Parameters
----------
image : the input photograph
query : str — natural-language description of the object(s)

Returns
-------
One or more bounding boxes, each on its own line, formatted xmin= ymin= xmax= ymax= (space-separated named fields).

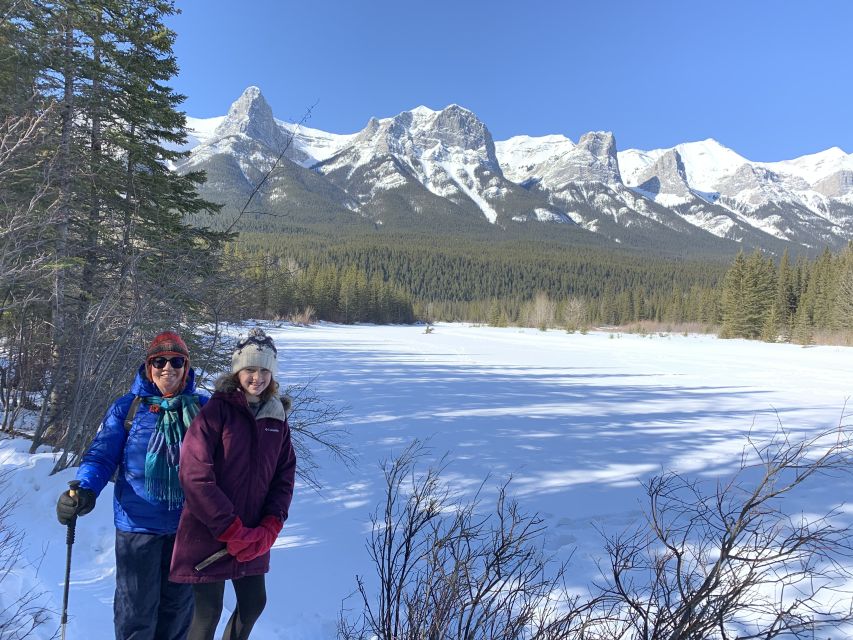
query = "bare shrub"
xmin=290 ymin=306 xmax=316 ymax=326
xmin=807 ymin=327 xmax=853 ymax=348
xmin=591 ymin=417 xmax=853 ymax=639
xmin=338 ymin=442 xmax=593 ymax=640
xmin=562 ymin=297 xmax=588 ymax=333
xmin=0 ymin=466 xmax=54 ymax=639
xmin=283 ymin=378 xmax=352 ymax=492
xmin=527 ymin=292 xmax=556 ymax=331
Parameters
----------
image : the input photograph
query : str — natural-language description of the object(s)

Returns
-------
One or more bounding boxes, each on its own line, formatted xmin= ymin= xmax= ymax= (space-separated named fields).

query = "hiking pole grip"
xmin=65 ymin=480 xmax=80 ymax=545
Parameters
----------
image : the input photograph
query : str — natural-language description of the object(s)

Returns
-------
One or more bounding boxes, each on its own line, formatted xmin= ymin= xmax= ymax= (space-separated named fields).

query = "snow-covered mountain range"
xmin=178 ymin=86 xmax=853 ymax=252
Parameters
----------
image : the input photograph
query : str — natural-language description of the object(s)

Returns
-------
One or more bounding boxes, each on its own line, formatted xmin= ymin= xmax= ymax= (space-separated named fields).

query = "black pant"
xmin=187 ymin=575 xmax=267 ymax=640
xmin=114 ymin=530 xmax=194 ymax=640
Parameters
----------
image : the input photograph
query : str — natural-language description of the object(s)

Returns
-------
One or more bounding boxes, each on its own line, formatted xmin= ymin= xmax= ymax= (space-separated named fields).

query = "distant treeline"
xmin=225 ymin=247 xmax=416 ymax=325
xmin=236 ymin=229 xmax=725 ymax=326
xmin=236 ymin=230 xmax=852 ymax=344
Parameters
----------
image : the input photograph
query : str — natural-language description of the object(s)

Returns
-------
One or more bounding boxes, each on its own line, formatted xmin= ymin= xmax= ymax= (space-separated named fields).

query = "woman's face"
xmin=149 ymin=356 xmax=186 ymax=396
xmin=238 ymin=367 xmax=272 ymax=400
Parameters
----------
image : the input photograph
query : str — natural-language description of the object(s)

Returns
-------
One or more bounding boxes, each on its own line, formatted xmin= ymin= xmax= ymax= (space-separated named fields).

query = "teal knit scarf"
xmin=143 ymin=394 xmax=201 ymax=510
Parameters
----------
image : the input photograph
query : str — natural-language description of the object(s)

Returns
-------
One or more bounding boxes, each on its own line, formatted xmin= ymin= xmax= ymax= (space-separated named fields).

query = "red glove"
xmin=233 ymin=515 xmax=283 ymax=563
xmin=216 ymin=517 xmax=265 ymax=558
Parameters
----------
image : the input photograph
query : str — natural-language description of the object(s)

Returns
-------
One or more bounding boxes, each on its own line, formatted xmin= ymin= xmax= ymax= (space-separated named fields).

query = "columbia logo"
xmin=264 ymin=428 xmax=280 ymax=433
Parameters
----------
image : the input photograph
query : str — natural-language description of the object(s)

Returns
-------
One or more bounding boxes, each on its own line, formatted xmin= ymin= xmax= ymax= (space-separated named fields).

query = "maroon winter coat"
xmin=169 ymin=376 xmax=296 ymax=583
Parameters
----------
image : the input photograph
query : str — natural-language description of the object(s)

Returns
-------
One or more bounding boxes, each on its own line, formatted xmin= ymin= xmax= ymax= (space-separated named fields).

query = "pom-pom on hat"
xmin=231 ymin=328 xmax=277 ymax=375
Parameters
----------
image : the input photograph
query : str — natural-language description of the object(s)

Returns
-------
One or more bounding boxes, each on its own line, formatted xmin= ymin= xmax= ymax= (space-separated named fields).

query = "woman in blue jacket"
xmin=56 ymin=331 xmax=208 ymax=640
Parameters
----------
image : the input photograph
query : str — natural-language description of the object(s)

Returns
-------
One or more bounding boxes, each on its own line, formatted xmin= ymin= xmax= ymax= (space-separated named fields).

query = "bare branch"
xmin=594 ymin=415 xmax=853 ymax=640
xmin=339 ymin=442 xmax=595 ymax=640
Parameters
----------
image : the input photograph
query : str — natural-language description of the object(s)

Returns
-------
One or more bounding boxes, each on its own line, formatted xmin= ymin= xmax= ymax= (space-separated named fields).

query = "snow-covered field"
xmin=2 ymin=324 xmax=852 ymax=639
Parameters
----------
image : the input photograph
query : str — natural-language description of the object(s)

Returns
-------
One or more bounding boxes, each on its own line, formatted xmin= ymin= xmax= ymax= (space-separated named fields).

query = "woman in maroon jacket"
xmin=170 ymin=328 xmax=296 ymax=640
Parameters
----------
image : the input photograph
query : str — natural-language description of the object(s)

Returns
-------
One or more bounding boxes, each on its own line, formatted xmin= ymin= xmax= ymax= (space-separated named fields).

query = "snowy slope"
xmin=621 ymin=139 xmax=853 ymax=208
xmin=279 ymin=121 xmax=356 ymax=167
xmin=762 ymin=146 xmax=853 ymax=186
xmin=616 ymin=139 xmax=853 ymax=244
xmin=185 ymin=115 xmax=225 ymax=148
xmin=495 ymin=134 xmax=575 ymax=183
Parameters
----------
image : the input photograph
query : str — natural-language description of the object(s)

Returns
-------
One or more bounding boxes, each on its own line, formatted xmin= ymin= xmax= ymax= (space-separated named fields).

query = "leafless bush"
xmin=527 ymin=292 xmax=556 ymax=331
xmin=0 ymin=466 xmax=54 ymax=639
xmin=283 ymin=377 xmax=352 ymax=492
xmin=290 ymin=306 xmax=316 ymax=326
xmin=339 ymin=442 xmax=593 ymax=640
xmin=562 ymin=297 xmax=588 ymax=333
xmin=806 ymin=327 xmax=853 ymax=348
xmin=591 ymin=417 xmax=853 ymax=639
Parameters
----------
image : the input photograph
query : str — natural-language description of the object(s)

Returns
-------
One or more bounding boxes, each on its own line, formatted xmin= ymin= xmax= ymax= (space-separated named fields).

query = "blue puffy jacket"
xmin=76 ymin=365 xmax=208 ymax=534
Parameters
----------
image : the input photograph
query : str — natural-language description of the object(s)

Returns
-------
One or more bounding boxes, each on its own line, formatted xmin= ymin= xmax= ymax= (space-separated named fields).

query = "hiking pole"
xmin=194 ymin=547 xmax=229 ymax=572
xmin=61 ymin=480 xmax=80 ymax=640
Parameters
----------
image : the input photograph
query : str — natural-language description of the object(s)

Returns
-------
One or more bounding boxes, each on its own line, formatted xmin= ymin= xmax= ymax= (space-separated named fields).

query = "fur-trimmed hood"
xmin=213 ymin=374 xmax=290 ymax=421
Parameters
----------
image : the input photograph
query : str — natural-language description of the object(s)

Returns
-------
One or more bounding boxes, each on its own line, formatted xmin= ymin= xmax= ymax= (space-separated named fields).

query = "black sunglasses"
xmin=149 ymin=356 xmax=186 ymax=369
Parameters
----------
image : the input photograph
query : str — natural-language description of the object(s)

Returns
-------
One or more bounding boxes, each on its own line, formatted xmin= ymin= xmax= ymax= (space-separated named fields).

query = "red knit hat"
xmin=146 ymin=331 xmax=191 ymax=389
xmin=146 ymin=331 xmax=190 ymax=360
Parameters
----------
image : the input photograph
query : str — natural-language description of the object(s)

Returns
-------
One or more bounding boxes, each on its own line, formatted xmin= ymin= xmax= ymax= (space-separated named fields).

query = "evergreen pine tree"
xmin=720 ymin=251 xmax=749 ymax=338
xmin=809 ymin=248 xmax=837 ymax=330
xmin=774 ymin=249 xmax=796 ymax=340
xmin=832 ymin=244 xmax=853 ymax=332
xmin=1 ymin=0 xmax=229 ymax=460
xmin=742 ymin=250 xmax=775 ymax=339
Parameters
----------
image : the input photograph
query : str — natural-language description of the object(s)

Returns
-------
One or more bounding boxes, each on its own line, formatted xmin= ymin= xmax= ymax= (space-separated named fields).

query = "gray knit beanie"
xmin=231 ymin=328 xmax=278 ymax=375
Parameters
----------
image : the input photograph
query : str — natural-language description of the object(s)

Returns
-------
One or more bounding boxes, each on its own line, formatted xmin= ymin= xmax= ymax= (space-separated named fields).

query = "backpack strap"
xmin=109 ymin=395 xmax=143 ymax=483
xmin=124 ymin=396 xmax=143 ymax=432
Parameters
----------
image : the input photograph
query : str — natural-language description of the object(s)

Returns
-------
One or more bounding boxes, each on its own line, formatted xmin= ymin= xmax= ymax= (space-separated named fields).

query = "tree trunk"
xmin=32 ymin=12 xmax=76 ymax=450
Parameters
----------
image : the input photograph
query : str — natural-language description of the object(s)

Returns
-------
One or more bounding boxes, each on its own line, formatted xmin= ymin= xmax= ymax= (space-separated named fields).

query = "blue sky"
xmin=168 ymin=1 xmax=852 ymax=162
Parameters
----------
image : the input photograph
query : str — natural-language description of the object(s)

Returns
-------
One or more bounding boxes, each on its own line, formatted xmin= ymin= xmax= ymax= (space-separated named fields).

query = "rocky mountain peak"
xmin=637 ymin=149 xmax=692 ymax=197
xmin=383 ymin=104 xmax=494 ymax=153
xmin=537 ymin=131 xmax=622 ymax=188
xmin=716 ymin=164 xmax=779 ymax=196
xmin=213 ymin=86 xmax=286 ymax=151
xmin=577 ymin=132 xmax=620 ymax=176
xmin=433 ymin=104 xmax=495 ymax=154
xmin=577 ymin=131 xmax=616 ymax=155
xmin=345 ymin=104 xmax=498 ymax=170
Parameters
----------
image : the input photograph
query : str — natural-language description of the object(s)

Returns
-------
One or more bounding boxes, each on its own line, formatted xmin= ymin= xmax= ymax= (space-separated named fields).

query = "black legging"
xmin=187 ymin=575 xmax=267 ymax=640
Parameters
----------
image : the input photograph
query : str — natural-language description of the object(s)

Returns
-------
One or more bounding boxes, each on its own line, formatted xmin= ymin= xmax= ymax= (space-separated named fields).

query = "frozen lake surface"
xmin=2 ymin=323 xmax=852 ymax=639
